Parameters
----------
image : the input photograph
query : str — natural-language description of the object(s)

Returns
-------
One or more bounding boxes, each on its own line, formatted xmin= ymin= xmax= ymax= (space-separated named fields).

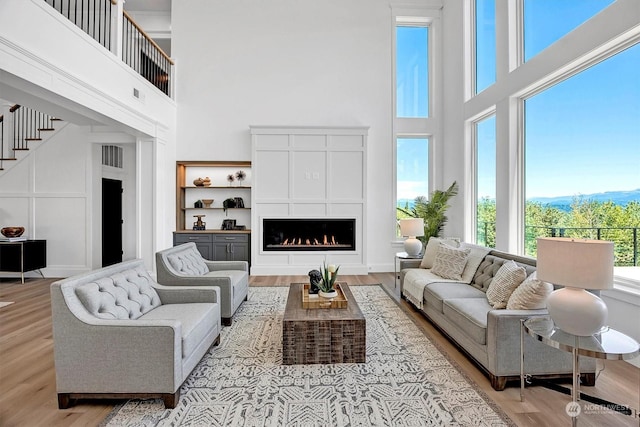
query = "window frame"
xmin=392 ymin=7 xmax=442 ymax=244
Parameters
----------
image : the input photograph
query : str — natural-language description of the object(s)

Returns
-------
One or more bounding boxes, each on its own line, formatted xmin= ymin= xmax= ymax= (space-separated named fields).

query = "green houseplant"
xmin=318 ymin=262 xmax=340 ymax=298
xmin=397 ymin=181 xmax=459 ymax=243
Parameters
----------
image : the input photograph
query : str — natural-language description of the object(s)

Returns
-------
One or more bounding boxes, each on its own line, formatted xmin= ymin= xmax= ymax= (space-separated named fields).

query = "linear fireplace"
xmin=263 ymin=218 xmax=356 ymax=251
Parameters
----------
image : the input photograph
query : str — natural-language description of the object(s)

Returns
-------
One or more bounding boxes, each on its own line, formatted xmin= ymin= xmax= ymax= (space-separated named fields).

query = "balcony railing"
xmin=122 ymin=11 xmax=173 ymax=96
xmin=44 ymin=0 xmax=114 ymax=50
xmin=477 ymin=222 xmax=639 ymax=266
xmin=43 ymin=0 xmax=173 ymax=96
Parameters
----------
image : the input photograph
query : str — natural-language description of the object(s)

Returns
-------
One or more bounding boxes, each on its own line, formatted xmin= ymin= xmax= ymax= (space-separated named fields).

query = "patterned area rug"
xmin=102 ymin=285 xmax=514 ymax=426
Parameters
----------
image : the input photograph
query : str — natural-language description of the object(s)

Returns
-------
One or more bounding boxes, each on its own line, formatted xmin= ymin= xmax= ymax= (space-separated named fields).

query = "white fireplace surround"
xmin=250 ymin=126 xmax=368 ymax=275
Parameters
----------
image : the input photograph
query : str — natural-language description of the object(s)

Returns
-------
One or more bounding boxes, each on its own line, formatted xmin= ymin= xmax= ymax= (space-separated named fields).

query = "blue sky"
xmin=399 ymin=1 xmax=639 ymax=202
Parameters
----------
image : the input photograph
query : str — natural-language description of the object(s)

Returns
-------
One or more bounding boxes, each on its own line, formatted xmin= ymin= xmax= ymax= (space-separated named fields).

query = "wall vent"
xmin=102 ymin=145 xmax=123 ymax=168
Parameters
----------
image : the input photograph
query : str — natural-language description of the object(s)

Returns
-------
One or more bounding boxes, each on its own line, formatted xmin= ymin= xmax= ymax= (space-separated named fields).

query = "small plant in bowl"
xmin=318 ymin=262 xmax=340 ymax=298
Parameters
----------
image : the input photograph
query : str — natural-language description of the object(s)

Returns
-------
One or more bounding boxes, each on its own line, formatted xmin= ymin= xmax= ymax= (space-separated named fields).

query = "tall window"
xmin=475 ymin=0 xmax=496 ymax=94
xmin=396 ymin=26 xmax=428 ymax=117
xmin=395 ymin=18 xmax=432 ymax=236
xmin=397 ymin=138 xmax=429 ymax=229
xmin=523 ymin=0 xmax=615 ymax=61
xmin=476 ymin=115 xmax=496 ymax=247
xmin=524 ymin=43 xmax=640 ymax=265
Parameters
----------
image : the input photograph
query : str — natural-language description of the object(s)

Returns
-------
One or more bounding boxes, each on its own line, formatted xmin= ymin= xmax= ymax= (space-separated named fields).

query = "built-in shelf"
xmin=176 ymin=160 xmax=252 ymax=232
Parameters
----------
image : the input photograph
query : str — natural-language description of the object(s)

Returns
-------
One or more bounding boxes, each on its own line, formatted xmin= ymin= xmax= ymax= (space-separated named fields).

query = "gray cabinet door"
xmin=174 ymin=233 xmax=213 ymax=260
xmin=213 ymin=234 xmax=250 ymax=263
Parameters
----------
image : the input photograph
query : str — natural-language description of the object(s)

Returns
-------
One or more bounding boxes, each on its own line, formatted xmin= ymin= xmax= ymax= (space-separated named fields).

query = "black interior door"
xmin=102 ymin=178 xmax=123 ymax=267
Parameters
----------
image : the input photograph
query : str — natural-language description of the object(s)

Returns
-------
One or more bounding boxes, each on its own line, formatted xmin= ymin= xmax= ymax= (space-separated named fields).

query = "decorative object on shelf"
xmin=536 ymin=237 xmax=614 ymax=336
xmin=194 ymin=200 xmax=203 ymax=208
xmin=202 ymin=177 xmax=211 ymax=187
xmin=235 ymin=170 xmax=246 ymax=186
xmin=399 ymin=218 xmax=424 ymax=256
xmin=201 ymin=199 xmax=214 ymax=208
xmin=223 ymin=198 xmax=237 ymax=214
xmin=397 ymin=181 xmax=459 ymax=241
xmin=193 ymin=177 xmax=204 ymax=186
xmin=1 ymin=226 xmax=25 ymax=238
xmin=318 ymin=262 xmax=340 ymax=298
xmin=308 ymin=269 xmax=322 ymax=294
xmin=234 ymin=197 xmax=245 ymax=208
xmin=221 ymin=219 xmax=236 ymax=230
xmin=227 ymin=174 xmax=235 ymax=186
xmin=193 ymin=215 xmax=206 ymax=230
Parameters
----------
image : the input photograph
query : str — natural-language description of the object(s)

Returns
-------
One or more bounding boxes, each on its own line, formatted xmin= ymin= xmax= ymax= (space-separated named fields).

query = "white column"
xmin=112 ymin=0 xmax=124 ymax=59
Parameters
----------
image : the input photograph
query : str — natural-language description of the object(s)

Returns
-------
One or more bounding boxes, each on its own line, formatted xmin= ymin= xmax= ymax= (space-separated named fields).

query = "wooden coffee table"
xmin=282 ymin=282 xmax=366 ymax=365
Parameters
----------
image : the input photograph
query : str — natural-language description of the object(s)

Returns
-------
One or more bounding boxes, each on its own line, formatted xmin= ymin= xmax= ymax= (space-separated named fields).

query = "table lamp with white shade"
xmin=399 ymin=218 xmax=425 ymax=256
xmin=536 ymin=237 xmax=614 ymax=336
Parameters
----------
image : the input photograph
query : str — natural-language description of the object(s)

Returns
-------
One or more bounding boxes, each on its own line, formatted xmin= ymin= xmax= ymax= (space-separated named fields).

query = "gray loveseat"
xmin=400 ymin=243 xmax=596 ymax=390
xmin=51 ymin=259 xmax=222 ymax=409
xmin=156 ymin=242 xmax=249 ymax=325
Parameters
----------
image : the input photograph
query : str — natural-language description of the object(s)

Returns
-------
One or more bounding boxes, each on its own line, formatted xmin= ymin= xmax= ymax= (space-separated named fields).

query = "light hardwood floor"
xmin=1 ymin=274 xmax=638 ymax=426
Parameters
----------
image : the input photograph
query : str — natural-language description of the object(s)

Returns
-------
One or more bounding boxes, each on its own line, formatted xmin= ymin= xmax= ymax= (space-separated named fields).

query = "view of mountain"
xmin=528 ymin=188 xmax=640 ymax=211
xmin=399 ymin=189 xmax=640 ymax=212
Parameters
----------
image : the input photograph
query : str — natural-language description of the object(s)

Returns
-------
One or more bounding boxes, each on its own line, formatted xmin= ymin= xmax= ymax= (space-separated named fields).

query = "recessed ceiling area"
xmin=123 ymin=0 xmax=172 ymax=56
xmin=123 ymin=0 xmax=171 ymax=12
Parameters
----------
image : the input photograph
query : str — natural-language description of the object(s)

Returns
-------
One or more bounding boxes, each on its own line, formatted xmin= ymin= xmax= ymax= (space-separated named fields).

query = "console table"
xmin=0 ymin=240 xmax=47 ymax=284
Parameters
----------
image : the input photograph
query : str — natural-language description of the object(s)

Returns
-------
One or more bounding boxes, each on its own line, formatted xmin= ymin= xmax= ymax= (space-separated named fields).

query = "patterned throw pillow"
xmin=430 ymin=244 xmax=471 ymax=280
xmin=486 ymin=260 xmax=527 ymax=309
xmin=420 ymin=237 xmax=460 ymax=269
xmin=506 ymin=271 xmax=554 ymax=310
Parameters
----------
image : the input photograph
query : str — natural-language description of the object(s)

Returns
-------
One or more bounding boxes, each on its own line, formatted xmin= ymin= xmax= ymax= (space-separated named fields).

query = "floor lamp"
xmin=399 ymin=218 xmax=424 ymax=256
xmin=536 ymin=237 xmax=614 ymax=336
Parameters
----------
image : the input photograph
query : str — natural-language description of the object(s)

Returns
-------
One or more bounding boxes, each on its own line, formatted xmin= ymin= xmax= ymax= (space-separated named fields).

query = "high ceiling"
xmin=123 ymin=0 xmax=171 ymax=12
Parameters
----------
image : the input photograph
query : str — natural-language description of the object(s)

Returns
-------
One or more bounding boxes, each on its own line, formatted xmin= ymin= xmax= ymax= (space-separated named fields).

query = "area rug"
xmin=102 ymin=285 xmax=514 ymax=426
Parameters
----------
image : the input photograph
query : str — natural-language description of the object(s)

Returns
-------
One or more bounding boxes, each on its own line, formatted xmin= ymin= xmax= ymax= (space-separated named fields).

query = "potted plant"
xmin=318 ymin=262 xmax=340 ymax=298
xmin=397 ymin=181 xmax=459 ymax=243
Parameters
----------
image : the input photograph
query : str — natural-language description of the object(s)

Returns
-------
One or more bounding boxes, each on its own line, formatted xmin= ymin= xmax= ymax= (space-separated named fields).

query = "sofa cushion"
xmin=167 ymin=251 xmax=209 ymax=275
xmin=507 ymin=271 xmax=554 ymax=310
xmin=75 ymin=269 xmax=162 ymax=320
xmin=424 ymin=282 xmax=487 ymax=313
xmin=420 ymin=237 xmax=460 ymax=269
xmin=486 ymin=260 xmax=527 ymax=309
xmin=431 ymin=244 xmax=471 ymax=280
xmin=204 ymin=269 xmax=247 ymax=286
xmin=139 ymin=303 xmax=219 ymax=359
xmin=459 ymin=243 xmax=492 ymax=284
xmin=442 ymin=298 xmax=491 ymax=345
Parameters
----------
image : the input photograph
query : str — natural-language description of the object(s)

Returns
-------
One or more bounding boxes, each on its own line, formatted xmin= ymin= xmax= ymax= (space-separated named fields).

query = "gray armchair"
xmin=156 ymin=242 xmax=249 ymax=325
xmin=50 ymin=259 xmax=222 ymax=409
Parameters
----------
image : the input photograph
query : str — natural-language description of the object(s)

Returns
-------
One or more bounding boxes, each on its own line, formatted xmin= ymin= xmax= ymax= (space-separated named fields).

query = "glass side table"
xmin=394 ymin=251 xmax=422 ymax=292
xmin=521 ymin=316 xmax=640 ymax=426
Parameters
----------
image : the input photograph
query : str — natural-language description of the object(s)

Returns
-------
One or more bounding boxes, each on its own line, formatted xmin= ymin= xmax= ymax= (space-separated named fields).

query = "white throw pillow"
xmin=420 ymin=237 xmax=460 ymax=269
xmin=458 ymin=243 xmax=492 ymax=284
xmin=486 ymin=260 xmax=527 ymax=309
xmin=507 ymin=271 xmax=554 ymax=310
xmin=430 ymin=244 xmax=471 ymax=280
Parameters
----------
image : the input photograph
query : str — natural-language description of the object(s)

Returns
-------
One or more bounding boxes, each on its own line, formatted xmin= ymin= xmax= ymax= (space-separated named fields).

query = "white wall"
xmin=0 ymin=124 xmax=92 ymax=278
xmin=172 ymin=0 xmax=395 ymax=271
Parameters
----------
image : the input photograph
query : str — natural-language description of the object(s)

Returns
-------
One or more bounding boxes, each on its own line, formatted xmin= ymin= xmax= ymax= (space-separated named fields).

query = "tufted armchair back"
xmin=167 ymin=250 xmax=209 ymax=275
xmin=74 ymin=268 xmax=162 ymax=320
